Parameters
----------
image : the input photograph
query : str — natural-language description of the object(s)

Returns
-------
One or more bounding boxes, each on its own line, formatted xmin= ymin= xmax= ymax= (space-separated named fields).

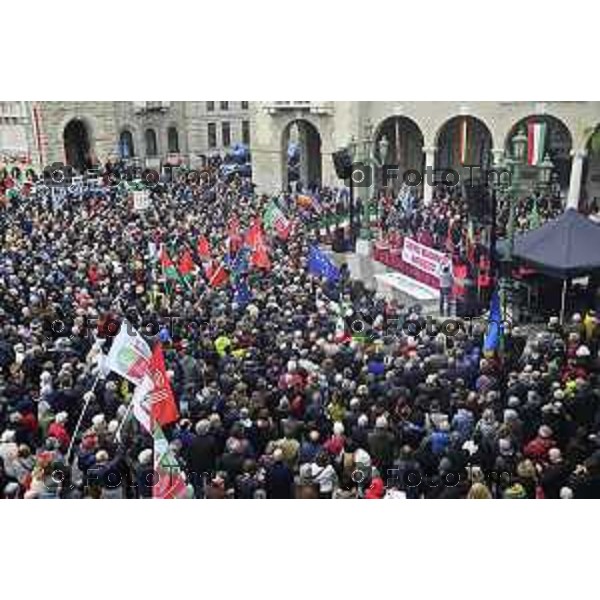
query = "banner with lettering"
xmin=401 ymin=237 xmax=451 ymax=280
xmin=133 ymin=190 xmax=151 ymax=211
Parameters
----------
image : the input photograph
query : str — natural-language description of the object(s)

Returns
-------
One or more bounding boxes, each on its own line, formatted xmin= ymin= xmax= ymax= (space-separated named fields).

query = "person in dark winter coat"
xmin=265 ymin=449 xmax=294 ymax=499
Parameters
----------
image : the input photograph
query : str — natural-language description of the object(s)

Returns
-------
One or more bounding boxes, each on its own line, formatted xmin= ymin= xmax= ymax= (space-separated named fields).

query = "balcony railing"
xmin=133 ymin=101 xmax=171 ymax=114
xmin=264 ymin=101 xmax=333 ymax=115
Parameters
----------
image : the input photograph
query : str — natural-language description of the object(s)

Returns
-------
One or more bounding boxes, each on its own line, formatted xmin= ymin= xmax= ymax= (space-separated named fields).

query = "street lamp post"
xmin=378 ymin=135 xmax=390 ymax=194
xmin=496 ymin=128 xmax=554 ymax=321
xmin=539 ymin=153 xmax=554 ymax=188
xmin=346 ymin=135 xmax=360 ymax=249
xmin=360 ymin=121 xmax=375 ymax=241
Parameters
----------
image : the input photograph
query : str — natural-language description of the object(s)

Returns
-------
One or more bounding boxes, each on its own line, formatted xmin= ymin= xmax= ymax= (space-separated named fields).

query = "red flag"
xmin=244 ymin=218 xmax=263 ymax=249
xmin=208 ymin=262 xmax=229 ymax=287
xmin=244 ymin=218 xmax=271 ymax=270
xmin=159 ymin=245 xmax=174 ymax=269
xmin=178 ymin=249 xmax=195 ymax=276
xmin=251 ymin=244 xmax=271 ymax=270
xmin=226 ymin=215 xmax=242 ymax=255
xmin=227 ymin=215 xmax=240 ymax=238
xmin=197 ymin=235 xmax=211 ymax=261
xmin=149 ymin=343 xmax=179 ymax=427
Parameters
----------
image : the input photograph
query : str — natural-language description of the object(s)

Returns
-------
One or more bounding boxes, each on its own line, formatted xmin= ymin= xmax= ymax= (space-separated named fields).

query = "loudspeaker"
xmin=332 ymin=149 xmax=353 ymax=180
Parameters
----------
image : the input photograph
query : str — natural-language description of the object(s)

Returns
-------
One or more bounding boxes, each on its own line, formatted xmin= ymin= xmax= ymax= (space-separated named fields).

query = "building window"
xmin=220 ymin=101 xmax=229 ymax=111
xmin=242 ymin=120 xmax=251 ymax=146
xmin=208 ymin=123 xmax=217 ymax=148
xmin=167 ymin=126 xmax=179 ymax=153
xmin=222 ymin=122 xmax=231 ymax=147
xmin=119 ymin=130 xmax=135 ymax=158
xmin=145 ymin=128 xmax=158 ymax=156
xmin=206 ymin=101 xmax=214 ymax=112
xmin=241 ymin=101 xmax=249 ymax=110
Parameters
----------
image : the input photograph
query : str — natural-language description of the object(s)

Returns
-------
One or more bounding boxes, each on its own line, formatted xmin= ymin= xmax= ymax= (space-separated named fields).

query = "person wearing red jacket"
xmin=523 ymin=425 xmax=556 ymax=462
xmin=47 ymin=412 xmax=71 ymax=451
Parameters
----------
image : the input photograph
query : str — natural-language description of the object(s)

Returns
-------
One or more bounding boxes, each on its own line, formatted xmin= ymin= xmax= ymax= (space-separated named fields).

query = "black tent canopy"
xmin=511 ymin=209 xmax=600 ymax=321
xmin=512 ymin=209 xmax=600 ymax=278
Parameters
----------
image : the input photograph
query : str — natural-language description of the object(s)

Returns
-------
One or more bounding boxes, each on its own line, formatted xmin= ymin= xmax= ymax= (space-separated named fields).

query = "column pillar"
xmin=566 ymin=149 xmax=586 ymax=211
xmin=422 ymin=146 xmax=436 ymax=206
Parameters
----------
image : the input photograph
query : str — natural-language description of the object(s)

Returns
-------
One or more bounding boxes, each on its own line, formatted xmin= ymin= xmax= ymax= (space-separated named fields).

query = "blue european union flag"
xmin=233 ymin=280 xmax=252 ymax=307
xmin=483 ymin=290 xmax=503 ymax=353
xmin=307 ymin=245 xmax=340 ymax=283
xmin=232 ymin=246 xmax=251 ymax=276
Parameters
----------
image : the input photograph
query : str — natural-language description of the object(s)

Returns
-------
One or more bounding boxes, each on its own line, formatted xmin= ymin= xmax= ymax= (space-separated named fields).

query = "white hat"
xmin=195 ymin=420 xmax=210 ymax=435
xmin=55 ymin=412 xmax=68 ymax=424
xmin=92 ymin=414 xmax=105 ymax=427
xmin=548 ymin=448 xmax=562 ymax=464
xmin=354 ymin=448 xmax=371 ymax=467
xmin=462 ymin=440 xmax=479 ymax=456
xmin=138 ymin=448 xmax=153 ymax=465
xmin=375 ymin=415 xmax=388 ymax=429
xmin=95 ymin=450 xmax=109 ymax=463
xmin=560 ymin=487 xmax=574 ymax=499
xmin=1 ymin=430 xmax=16 ymax=443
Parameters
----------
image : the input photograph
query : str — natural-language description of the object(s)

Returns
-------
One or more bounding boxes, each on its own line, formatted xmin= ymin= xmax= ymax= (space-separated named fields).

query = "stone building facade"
xmin=250 ymin=101 xmax=600 ymax=209
xmin=10 ymin=101 xmax=600 ymax=210
xmin=32 ymin=101 xmax=252 ymax=171
xmin=0 ymin=101 xmax=34 ymax=164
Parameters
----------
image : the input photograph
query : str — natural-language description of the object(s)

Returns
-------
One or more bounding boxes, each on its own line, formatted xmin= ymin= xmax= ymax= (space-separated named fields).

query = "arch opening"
xmin=168 ymin=126 xmax=179 ymax=153
xmin=119 ymin=130 xmax=135 ymax=159
xmin=63 ymin=119 xmax=93 ymax=171
xmin=374 ymin=116 xmax=424 ymax=195
xmin=582 ymin=125 xmax=600 ymax=210
xmin=145 ymin=128 xmax=158 ymax=156
xmin=281 ymin=119 xmax=322 ymax=192
xmin=435 ymin=115 xmax=493 ymax=183
xmin=505 ymin=114 xmax=572 ymax=192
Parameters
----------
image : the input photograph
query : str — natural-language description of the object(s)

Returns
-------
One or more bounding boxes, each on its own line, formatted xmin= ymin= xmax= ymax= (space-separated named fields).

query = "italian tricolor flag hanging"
xmin=459 ymin=117 xmax=468 ymax=165
xmin=527 ymin=121 xmax=547 ymax=166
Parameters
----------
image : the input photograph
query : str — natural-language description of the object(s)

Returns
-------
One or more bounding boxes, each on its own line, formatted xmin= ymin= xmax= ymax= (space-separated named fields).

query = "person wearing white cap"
xmin=539 ymin=447 xmax=571 ymax=499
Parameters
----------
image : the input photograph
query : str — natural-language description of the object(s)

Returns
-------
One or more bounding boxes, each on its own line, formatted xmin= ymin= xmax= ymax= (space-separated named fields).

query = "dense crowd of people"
xmin=2 ymin=161 xmax=600 ymax=499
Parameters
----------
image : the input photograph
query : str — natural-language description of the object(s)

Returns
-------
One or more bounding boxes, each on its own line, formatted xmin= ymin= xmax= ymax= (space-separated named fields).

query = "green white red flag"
xmin=528 ymin=121 xmax=547 ymax=166
xmin=160 ymin=245 xmax=179 ymax=280
xmin=131 ymin=375 xmax=153 ymax=433
xmin=263 ymin=201 xmax=291 ymax=240
xmin=106 ymin=321 xmax=152 ymax=387
xmin=153 ymin=424 xmax=191 ymax=499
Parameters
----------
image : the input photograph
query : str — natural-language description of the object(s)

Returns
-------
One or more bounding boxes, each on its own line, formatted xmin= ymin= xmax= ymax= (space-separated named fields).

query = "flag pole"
xmin=65 ymin=371 xmax=101 ymax=464
xmin=560 ymin=278 xmax=568 ymax=325
xmin=114 ymin=398 xmax=135 ymax=443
